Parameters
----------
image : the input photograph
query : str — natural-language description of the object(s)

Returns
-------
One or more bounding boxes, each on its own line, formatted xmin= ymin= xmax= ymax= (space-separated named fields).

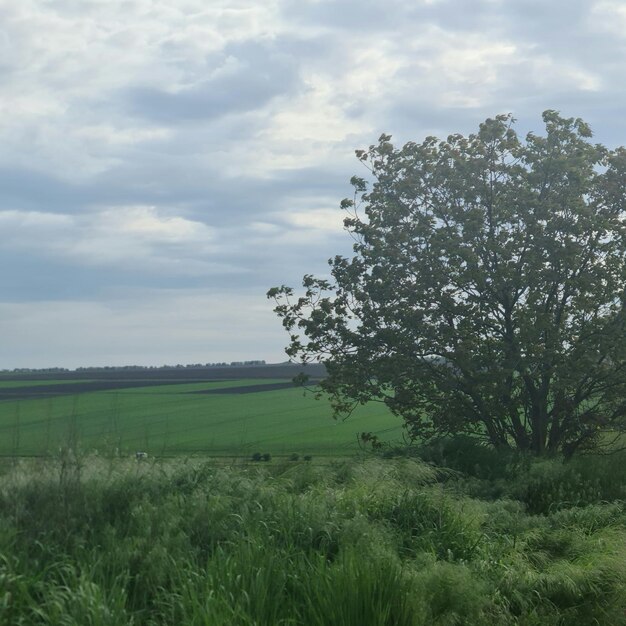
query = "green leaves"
xmin=270 ymin=111 xmax=626 ymax=456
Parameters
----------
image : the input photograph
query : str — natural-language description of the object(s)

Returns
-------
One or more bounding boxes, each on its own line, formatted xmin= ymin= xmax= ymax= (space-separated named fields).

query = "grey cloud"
xmin=283 ymin=0 xmax=403 ymax=31
xmin=0 ymin=147 xmax=357 ymax=230
xmin=410 ymin=0 xmax=588 ymax=35
xmin=0 ymin=163 xmax=357 ymax=305
xmin=8 ymin=0 xmax=626 ymax=367
xmin=384 ymin=94 xmax=626 ymax=158
xmin=0 ymin=163 xmax=207 ymax=215
xmin=283 ymin=0 xmax=589 ymax=36
xmin=0 ymin=167 xmax=87 ymax=213
xmin=0 ymin=164 xmax=194 ymax=215
xmin=0 ymin=252 xmax=206 ymax=301
xmin=281 ymin=0 xmax=510 ymax=35
xmin=88 ymin=157 xmax=355 ymax=225
xmin=125 ymin=40 xmax=301 ymax=124
xmin=491 ymin=1 xmax=621 ymax=77
xmin=281 ymin=0 xmax=505 ymax=33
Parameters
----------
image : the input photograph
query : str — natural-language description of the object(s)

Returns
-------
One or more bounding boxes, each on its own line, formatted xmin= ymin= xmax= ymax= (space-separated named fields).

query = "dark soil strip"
xmin=0 ymin=380 xmax=226 ymax=402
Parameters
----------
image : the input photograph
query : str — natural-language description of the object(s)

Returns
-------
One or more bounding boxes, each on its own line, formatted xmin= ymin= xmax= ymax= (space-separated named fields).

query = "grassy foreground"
xmin=1 ymin=446 xmax=625 ymax=625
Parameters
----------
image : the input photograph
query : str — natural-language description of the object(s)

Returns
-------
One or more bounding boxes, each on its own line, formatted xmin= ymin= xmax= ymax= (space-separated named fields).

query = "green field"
xmin=0 ymin=376 xmax=402 ymax=457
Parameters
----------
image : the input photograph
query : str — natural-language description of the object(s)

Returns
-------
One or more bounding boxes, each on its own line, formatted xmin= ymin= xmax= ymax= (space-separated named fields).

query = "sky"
xmin=2 ymin=0 xmax=626 ymax=369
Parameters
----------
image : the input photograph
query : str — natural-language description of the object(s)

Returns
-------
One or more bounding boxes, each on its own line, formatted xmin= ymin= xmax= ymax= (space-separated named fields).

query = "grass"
xmin=1 ymin=375 xmax=624 ymax=622
xmin=0 ymin=378 xmax=402 ymax=457
xmin=0 ymin=451 xmax=624 ymax=625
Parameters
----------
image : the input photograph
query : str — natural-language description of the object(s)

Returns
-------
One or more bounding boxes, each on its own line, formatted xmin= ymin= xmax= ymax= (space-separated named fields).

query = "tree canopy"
xmin=268 ymin=111 xmax=626 ymax=456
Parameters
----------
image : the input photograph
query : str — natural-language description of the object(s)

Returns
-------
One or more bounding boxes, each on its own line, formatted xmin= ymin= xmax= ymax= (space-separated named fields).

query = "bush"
xmin=509 ymin=452 xmax=626 ymax=514
xmin=417 ymin=435 xmax=517 ymax=480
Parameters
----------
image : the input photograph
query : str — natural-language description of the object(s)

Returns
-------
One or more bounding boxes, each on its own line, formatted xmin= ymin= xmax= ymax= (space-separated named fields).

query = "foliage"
xmin=1 ymin=454 xmax=625 ymax=624
xmin=510 ymin=453 xmax=626 ymax=514
xmin=416 ymin=435 xmax=516 ymax=480
xmin=269 ymin=111 xmax=626 ymax=456
xmin=413 ymin=434 xmax=626 ymax=514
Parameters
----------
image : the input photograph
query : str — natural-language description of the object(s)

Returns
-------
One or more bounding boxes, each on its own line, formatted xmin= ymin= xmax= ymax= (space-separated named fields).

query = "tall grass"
xmin=0 ymin=451 xmax=625 ymax=624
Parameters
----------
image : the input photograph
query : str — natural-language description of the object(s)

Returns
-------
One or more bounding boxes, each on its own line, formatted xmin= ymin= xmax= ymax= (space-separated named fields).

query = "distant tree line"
xmin=1 ymin=361 xmax=267 ymax=374
xmin=5 ymin=367 xmax=71 ymax=374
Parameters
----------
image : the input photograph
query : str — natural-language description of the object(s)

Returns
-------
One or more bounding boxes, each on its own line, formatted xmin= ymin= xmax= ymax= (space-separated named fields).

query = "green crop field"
xmin=0 ymin=375 xmax=402 ymax=457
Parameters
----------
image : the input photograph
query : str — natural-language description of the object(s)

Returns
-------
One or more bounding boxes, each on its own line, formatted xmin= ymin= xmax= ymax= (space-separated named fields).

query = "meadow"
xmin=0 ymin=449 xmax=625 ymax=625
xmin=0 ymin=366 xmax=402 ymax=457
xmin=1 ymin=366 xmax=625 ymax=624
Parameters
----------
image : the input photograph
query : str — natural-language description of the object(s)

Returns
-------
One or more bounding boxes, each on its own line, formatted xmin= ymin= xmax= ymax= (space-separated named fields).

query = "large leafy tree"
xmin=268 ymin=112 xmax=626 ymax=456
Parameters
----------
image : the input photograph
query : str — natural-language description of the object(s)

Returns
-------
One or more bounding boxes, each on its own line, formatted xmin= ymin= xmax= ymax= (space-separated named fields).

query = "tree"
xmin=268 ymin=111 xmax=626 ymax=457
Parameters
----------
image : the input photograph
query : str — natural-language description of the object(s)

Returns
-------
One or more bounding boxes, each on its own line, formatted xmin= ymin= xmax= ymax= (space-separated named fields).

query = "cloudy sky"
xmin=2 ymin=0 xmax=626 ymax=368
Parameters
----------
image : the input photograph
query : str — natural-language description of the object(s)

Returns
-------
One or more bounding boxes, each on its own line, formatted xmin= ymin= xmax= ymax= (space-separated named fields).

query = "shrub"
xmin=510 ymin=451 xmax=626 ymax=514
xmin=417 ymin=435 xmax=516 ymax=480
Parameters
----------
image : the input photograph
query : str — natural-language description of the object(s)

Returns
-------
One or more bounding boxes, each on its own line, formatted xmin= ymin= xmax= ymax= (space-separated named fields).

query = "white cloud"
xmin=96 ymin=206 xmax=213 ymax=244
xmin=590 ymin=1 xmax=626 ymax=36
xmin=1 ymin=0 xmax=625 ymax=366
xmin=0 ymin=206 xmax=221 ymax=273
xmin=280 ymin=208 xmax=346 ymax=232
